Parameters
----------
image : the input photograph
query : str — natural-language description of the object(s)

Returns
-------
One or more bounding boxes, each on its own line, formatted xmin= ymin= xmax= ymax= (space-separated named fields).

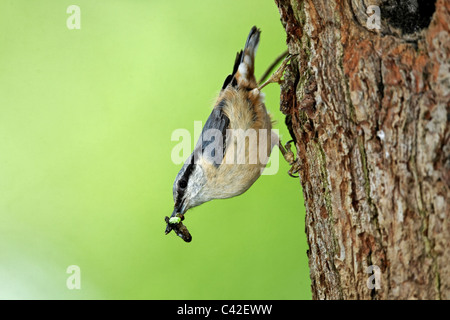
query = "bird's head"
xmin=171 ymin=154 xmax=209 ymax=218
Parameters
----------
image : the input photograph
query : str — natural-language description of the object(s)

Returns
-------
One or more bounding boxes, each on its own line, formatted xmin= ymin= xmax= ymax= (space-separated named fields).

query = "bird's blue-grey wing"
xmin=193 ymin=101 xmax=230 ymax=167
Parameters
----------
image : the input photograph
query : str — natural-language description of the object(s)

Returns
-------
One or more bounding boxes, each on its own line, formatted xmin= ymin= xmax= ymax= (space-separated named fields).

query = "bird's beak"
xmin=171 ymin=199 xmax=187 ymax=218
xmin=169 ymin=207 xmax=179 ymax=219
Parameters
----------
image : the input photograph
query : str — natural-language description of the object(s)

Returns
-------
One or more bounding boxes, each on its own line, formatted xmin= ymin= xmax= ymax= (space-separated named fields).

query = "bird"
xmin=165 ymin=26 xmax=294 ymax=242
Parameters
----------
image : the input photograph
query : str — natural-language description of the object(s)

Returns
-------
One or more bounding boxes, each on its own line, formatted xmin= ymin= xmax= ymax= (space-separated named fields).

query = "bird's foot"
xmin=258 ymin=54 xmax=292 ymax=90
xmin=278 ymin=139 xmax=301 ymax=178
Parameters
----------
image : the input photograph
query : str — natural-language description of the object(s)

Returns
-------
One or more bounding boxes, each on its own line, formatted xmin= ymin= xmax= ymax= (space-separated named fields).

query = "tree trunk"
xmin=274 ymin=0 xmax=449 ymax=299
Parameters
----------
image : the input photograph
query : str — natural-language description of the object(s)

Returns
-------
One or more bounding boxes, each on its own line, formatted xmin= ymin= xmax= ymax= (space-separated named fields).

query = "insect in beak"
xmin=164 ymin=209 xmax=192 ymax=243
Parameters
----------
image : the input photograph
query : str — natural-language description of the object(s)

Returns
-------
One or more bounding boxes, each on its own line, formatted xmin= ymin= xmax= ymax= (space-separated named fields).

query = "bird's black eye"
xmin=178 ymin=179 xmax=187 ymax=189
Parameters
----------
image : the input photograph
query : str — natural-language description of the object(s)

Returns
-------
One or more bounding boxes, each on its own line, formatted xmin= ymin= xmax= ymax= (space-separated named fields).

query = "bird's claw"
xmin=258 ymin=54 xmax=292 ymax=90
xmin=279 ymin=139 xmax=301 ymax=178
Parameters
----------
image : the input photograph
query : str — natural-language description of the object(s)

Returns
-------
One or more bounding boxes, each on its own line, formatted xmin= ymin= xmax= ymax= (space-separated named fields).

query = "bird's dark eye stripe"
xmin=175 ymin=163 xmax=195 ymax=207
xmin=183 ymin=163 xmax=195 ymax=179
xmin=178 ymin=180 xmax=187 ymax=189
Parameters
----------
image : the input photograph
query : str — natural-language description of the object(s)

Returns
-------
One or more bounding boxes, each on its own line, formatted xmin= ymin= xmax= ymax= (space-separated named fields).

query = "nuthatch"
xmin=165 ymin=26 xmax=295 ymax=242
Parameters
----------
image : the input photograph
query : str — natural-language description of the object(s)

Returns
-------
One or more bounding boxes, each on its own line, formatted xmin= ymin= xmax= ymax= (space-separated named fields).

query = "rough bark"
xmin=274 ymin=0 xmax=449 ymax=299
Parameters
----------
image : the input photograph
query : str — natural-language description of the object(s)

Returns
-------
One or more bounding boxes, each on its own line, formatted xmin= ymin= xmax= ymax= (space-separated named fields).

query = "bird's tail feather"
xmin=222 ymin=26 xmax=260 ymax=90
xmin=235 ymin=26 xmax=260 ymax=88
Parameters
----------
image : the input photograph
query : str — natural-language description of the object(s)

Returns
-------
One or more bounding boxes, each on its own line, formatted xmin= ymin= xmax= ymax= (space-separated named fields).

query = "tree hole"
xmin=381 ymin=0 xmax=436 ymax=35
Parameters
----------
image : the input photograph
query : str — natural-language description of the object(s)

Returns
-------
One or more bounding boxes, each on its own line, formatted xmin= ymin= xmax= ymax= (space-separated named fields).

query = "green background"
xmin=0 ymin=0 xmax=310 ymax=299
